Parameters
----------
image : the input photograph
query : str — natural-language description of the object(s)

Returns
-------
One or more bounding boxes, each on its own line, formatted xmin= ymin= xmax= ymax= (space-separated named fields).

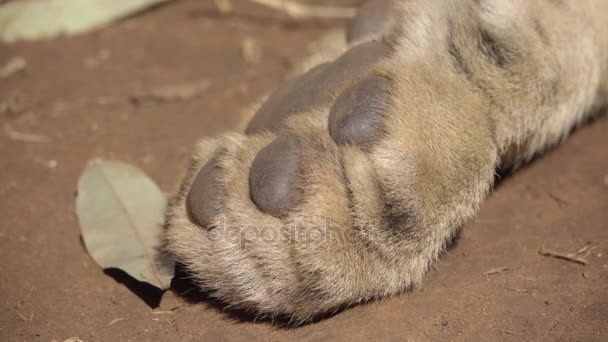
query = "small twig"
xmin=575 ymin=243 xmax=601 ymax=258
xmin=15 ymin=310 xmax=34 ymax=321
xmin=131 ymin=80 xmax=210 ymax=104
xmin=576 ymin=243 xmax=592 ymax=256
xmin=548 ymin=192 xmax=570 ymax=207
xmin=107 ymin=317 xmax=124 ymax=326
xmin=151 ymin=310 xmax=175 ymax=315
xmin=62 ymin=338 xmax=84 ymax=342
xmin=538 ymin=246 xmax=588 ymax=265
xmin=248 ymin=0 xmax=357 ymax=19
xmin=241 ymin=37 xmax=262 ymax=65
xmin=483 ymin=265 xmax=515 ymax=276
xmin=505 ymin=287 xmax=529 ymax=294
xmin=4 ymin=124 xmax=50 ymax=143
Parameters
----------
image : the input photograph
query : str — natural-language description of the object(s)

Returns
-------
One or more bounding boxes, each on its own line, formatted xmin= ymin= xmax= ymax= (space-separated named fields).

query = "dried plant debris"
xmin=76 ymin=159 xmax=174 ymax=290
xmin=538 ymin=243 xmax=599 ymax=266
xmin=1 ymin=95 xmax=29 ymax=118
xmin=249 ymin=0 xmax=356 ymax=19
xmin=241 ymin=37 xmax=262 ymax=65
xmin=505 ymin=288 xmax=530 ymax=294
xmin=0 ymin=0 xmax=172 ymax=43
xmin=131 ymin=80 xmax=210 ymax=104
xmin=84 ymin=49 xmax=111 ymax=69
xmin=107 ymin=317 xmax=124 ymax=326
xmin=483 ymin=265 xmax=515 ymax=276
xmin=214 ymin=0 xmax=233 ymax=14
xmin=0 ymin=57 xmax=27 ymax=78
xmin=61 ymin=338 xmax=84 ymax=342
xmin=4 ymin=124 xmax=50 ymax=143
xmin=538 ymin=249 xmax=586 ymax=265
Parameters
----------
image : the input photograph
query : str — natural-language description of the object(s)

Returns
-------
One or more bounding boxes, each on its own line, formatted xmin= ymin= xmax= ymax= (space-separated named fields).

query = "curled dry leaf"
xmin=76 ymin=159 xmax=174 ymax=290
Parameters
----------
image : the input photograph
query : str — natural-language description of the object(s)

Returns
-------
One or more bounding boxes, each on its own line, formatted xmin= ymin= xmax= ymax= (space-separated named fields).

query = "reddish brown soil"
xmin=1 ymin=0 xmax=607 ymax=340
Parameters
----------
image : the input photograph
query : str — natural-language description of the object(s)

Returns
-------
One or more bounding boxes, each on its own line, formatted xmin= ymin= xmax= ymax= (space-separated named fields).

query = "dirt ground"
xmin=1 ymin=0 xmax=607 ymax=341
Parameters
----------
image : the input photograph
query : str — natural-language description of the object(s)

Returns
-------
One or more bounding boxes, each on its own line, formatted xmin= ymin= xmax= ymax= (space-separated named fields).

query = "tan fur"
xmin=165 ymin=0 xmax=608 ymax=322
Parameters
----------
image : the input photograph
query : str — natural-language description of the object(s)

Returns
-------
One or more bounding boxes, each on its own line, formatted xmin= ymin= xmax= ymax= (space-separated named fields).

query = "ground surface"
xmin=1 ymin=0 xmax=607 ymax=341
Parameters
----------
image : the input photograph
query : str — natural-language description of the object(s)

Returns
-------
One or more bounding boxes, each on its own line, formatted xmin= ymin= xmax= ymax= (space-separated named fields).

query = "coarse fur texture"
xmin=164 ymin=0 xmax=608 ymax=323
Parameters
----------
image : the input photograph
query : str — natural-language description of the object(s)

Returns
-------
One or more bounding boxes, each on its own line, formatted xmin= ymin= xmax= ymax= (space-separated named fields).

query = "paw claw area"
xmin=249 ymin=136 xmax=302 ymax=217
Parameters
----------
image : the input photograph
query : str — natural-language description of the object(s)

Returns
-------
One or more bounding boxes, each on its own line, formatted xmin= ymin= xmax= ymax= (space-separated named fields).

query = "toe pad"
xmin=249 ymin=136 xmax=302 ymax=217
xmin=329 ymin=75 xmax=390 ymax=148
xmin=187 ymin=158 xmax=222 ymax=228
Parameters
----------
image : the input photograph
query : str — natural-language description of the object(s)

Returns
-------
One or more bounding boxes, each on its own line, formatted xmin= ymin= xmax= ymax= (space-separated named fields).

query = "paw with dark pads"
xmin=165 ymin=0 xmax=444 ymax=322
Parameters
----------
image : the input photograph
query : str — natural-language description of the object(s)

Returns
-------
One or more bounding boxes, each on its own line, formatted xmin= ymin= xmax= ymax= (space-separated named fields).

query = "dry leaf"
xmin=0 ymin=0 xmax=172 ymax=43
xmin=76 ymin=159 xmax=174 ymax=289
